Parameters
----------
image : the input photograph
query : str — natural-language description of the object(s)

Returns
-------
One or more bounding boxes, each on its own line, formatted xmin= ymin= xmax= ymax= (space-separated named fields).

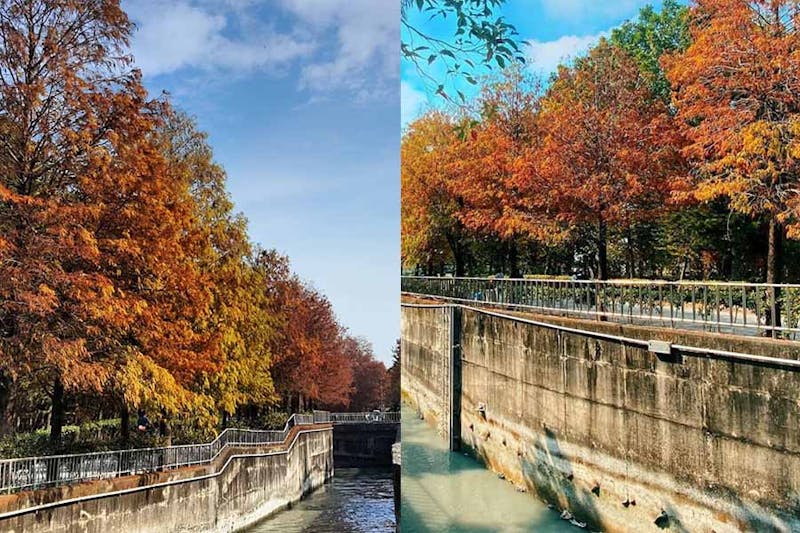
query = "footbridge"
xmin=0 ymin=410 xmax=398 ymax=533
xmin=402 ymin=275 xmax=800 ymax=532
xmin=331 ymin=412 xmax=400 ymax=467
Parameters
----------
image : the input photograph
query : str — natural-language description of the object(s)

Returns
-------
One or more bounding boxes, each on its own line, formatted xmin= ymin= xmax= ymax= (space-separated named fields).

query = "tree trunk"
xmin=158 ymin=409 xmax=172 ymax=446
xmin=49 ymin=377 xmax=65 ymax=446
xmin=0 ymin=373 xmax=10 ymax=437
xmin=508 ymin=241 xmax=520 ymax=278
xmin=454 ymin=255 xmax=465 ymax=277
xmin=120 ymin=405 xmax=130 ymax=443
xmin=450 ymin=235 xmax=466 ymax=276
xmin=597 ymin=220 xmax=609 ymax=281
xmin=766 ymin=215 xmax=783 ymax=338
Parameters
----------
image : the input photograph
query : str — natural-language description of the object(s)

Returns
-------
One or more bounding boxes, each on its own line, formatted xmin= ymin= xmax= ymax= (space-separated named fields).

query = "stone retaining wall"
xmin=0 ymin=425 xmax=334 ymax=533
xmin=400 ymin=305 xmax=451 ymax=436
xmin=402 ymin=301 xmax=800 ymax=532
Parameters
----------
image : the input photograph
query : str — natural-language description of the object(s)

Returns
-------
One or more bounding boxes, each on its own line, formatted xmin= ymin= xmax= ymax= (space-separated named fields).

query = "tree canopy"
xmin=402 ymin=0 xmax=800 ymax=300
xmin=0 ymin=0 xmax=393 ymax=449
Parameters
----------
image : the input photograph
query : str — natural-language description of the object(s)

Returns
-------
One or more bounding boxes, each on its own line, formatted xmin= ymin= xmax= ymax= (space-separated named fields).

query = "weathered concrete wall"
xmin=402 ymin=302 xmax=800 ymax=532
xmin=333 ymin=423 xmax=398 ymax=467
xmin=400 ymin=305 xmax=451 ymax=436
xmin=0 ymin=426 xmax=333 ymax=533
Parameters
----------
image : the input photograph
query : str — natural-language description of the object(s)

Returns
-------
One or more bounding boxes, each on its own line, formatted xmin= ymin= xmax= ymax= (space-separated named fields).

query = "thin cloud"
xmin=526 ymin=31 xmax=610 ymax=75
xmin=125 ymin=0 xmax=397 ymax=102
xmin=401 ymin=81 xmax=427 ymax=127
xmin=280 ymin=0 xmax=398 ymax=101
xmin=124 ymin=1 xmax=315 ymax=77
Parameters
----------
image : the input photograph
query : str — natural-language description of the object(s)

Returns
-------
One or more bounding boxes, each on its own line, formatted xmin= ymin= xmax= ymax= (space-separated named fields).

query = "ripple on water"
xmin=244 ymin=468 xmax=395 ymax=533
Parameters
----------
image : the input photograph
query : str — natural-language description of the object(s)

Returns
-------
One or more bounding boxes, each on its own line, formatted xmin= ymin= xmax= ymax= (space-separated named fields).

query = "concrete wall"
xmin=333 ymin=423 xmax=399 ymax=467
xmin=0 ymin=426 xmax=333 ymax=533
xmin=400 ymin=305 xmax=451 ymax=436
xmin=401 ymin=302 xmax=800 ymax=532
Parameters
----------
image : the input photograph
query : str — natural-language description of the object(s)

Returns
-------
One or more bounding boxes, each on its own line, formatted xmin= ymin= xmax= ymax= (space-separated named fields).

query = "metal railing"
xmin=0 ymin=411 xmax=332 ymax=494
xmin=402 ymin=276 xmax=800 ymax=340
xmin=330 ymin=412 xmax=400 ymax=424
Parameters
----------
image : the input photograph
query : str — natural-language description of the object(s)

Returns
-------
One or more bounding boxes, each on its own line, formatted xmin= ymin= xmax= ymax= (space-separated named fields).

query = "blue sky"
xmin=402 ymin=0 xmax=672 ymax=126
xmin=122 ymin=0 xmax=399 ymax=363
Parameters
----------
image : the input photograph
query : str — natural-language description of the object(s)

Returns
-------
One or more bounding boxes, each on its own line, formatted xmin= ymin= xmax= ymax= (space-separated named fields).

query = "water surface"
xmin=401 ymin=403 xmax=575 ymax=532
xmin=246 ymin=468 xmax=395 ymax=532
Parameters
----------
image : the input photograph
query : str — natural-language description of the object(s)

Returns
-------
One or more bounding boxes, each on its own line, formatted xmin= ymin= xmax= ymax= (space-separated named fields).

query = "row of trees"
xmin=0 ymin=0 xmax=396 ymax=448
xmin=402 ymin=0 xmax=800 ymax=286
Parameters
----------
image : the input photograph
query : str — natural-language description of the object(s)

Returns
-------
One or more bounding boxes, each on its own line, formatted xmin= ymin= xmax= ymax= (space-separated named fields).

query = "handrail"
xmin=0 ymin=410 xmax=332 ymax=494
xmin=402 ymin=275 xmax=800 ymax=339
xmin=401 ymin=302 xmax=800 ymax=371
xmin=404 ymin=275 xmax=800 ymax=289
xmin=0 ymin=427 xmax=332 ymax=521
xmin=463 ymin=305 xmax=800 ymax=371
xmin=330 ymin=412 xmax=400 ymax=424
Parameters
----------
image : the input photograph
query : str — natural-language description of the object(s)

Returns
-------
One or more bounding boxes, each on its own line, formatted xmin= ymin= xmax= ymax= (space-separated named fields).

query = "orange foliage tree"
xmin=401 ymin=111 xmax=471 ymax=275
xmin=665 ymin=0 xmax=800 ymax=298
xmin=269 ymin=276 xmax=353 ymax=411
xmin=449 ymin=68 xmax=567 ymax=274
xmin=346 ymin=336 xmax=387 ymax=411
xmin=0 ymin=0 xmax=222 ymax=443
xmin=156 ymin=112 xmax=284 ymax=431
xmin=528 ymin=40 xmax=685 ymax=279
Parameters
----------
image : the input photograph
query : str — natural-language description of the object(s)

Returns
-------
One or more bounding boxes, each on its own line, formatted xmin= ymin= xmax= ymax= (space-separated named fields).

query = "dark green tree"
xmin=611 ymin=0 xmax=690 ymax=103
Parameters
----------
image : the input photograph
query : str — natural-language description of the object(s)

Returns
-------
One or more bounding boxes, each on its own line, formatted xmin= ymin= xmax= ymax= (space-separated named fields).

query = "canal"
xmin=401 ymin=403 xmax=576 ymax=532
xmin=244 ymin=468 xmax=396 ymax=532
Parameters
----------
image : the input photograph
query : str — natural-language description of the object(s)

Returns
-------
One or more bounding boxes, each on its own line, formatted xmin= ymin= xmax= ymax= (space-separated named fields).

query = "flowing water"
xmin=245 ymin=468 xmax=396 ymax=532
xmin=401 ymin=403 xmax=575 ymax=533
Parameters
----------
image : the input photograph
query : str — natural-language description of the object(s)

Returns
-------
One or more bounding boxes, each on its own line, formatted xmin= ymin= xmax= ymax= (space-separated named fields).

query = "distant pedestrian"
xmin=137 ymin=409 xmax=151 ymax=433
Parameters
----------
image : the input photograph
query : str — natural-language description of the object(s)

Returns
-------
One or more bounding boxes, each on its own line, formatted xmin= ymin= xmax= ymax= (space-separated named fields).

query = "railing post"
xmin=449 ymin=305 xmax=462 ymax=452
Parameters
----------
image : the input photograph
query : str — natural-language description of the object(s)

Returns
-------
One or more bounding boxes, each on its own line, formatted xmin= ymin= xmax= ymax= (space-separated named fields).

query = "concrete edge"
xmin=0 ymin=426 xmax=332 ymax=521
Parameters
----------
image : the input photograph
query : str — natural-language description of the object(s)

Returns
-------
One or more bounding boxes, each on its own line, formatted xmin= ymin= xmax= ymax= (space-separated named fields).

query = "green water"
xmin=244 ymin=468 xmax=395 ymax=532
xmin=401 ymin=403 xmax=575 ymax=533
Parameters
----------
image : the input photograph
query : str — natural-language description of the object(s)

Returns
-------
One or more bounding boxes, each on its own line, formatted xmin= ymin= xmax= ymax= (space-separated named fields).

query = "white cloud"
xmin=401 ymin=81 xmax=426 ymax=127
xmin=125 ymin=1 xmax=315 ymax=77
xmin=125 ymin=0 xmax=398 ymax=101
xmin=526 ymin=31 xmax=609 ymax=75
xmin=279 ymin=0 xmax=398 ymax=100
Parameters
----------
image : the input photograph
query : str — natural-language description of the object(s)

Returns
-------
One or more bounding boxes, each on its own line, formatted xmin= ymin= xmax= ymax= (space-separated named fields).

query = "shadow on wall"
xmin=523 ymin=427 xmax=603 ymax=530
xmin=462 ymin=421 xmax=604 ymax=531
xmin=509 ymin=424 xmax=792 ymax=532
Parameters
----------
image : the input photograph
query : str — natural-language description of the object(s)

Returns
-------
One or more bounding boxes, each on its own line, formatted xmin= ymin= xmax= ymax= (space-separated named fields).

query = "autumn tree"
xmin=527 ymin=40 xmax=685 ymax=279
xmin=156 ymin=112 xmax=281 ymax=430
xmin=0 ymin=0 xmax=221 ymax=444
xmin=665 ymin=0 xmax=800 ymax=332
xmin=384 ymin=339 xmax=401 ymax=410
xmin=270 ymin=276 xmax=353 ymax=411
xmin=449 ymin=67 xmax=566 ymax=275
xmin=346 ymin=337 xmax=387 ymax=411
xmin=402 ymin=110 xmax=471 ymax=275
